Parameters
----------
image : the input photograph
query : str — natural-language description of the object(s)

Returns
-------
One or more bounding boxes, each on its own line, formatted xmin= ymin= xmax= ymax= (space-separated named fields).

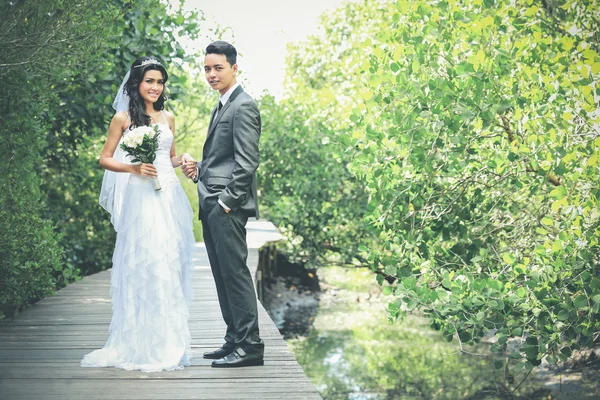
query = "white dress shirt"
xmin=215 ymin=82 xmax=240 ymax=119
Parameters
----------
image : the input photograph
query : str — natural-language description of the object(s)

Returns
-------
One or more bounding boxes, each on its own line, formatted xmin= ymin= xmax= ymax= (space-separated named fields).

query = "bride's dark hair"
xmin=125 ymin=56 xmax=169 ymax=129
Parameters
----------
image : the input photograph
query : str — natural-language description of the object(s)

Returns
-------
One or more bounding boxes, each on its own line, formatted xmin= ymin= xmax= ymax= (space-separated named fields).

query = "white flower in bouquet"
xmin=120 ymin=125 xmax=162 ymax=190
xmin=123 ymin=126 xmax=156 ymax=148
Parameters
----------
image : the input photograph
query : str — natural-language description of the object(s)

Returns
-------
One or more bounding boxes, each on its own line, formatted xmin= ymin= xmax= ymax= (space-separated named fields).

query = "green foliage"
xmin=0 ymin=0 xmax=111 ymax=318
xmin=258 ymin=94 xmax=371 ymax=267
xmin=280 ymin=0 xmax=600 ymax=370
xmin=0 ymin=116 xmax=63 ymax=320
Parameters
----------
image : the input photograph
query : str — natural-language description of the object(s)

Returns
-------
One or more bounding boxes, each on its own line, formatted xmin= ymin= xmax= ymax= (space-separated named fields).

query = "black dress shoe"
xmin=211 ymin=347 xmax=264 ymax=368
xmin=203 ymin=344 xmax=236 ymax=359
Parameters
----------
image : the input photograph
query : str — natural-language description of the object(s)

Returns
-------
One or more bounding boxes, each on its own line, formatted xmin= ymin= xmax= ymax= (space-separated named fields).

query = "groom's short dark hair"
xmin=206 ymin=41 xmax=237 ymax=67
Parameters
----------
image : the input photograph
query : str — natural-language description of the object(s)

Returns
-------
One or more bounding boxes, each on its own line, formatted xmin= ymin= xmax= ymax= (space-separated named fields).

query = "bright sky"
xmin=175 ymin=0 xmax=354 ymax=99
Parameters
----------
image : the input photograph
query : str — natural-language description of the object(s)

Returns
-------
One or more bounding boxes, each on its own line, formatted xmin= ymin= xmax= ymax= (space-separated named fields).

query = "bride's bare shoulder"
xmin=113 ymin=111 xmax=129 ymax=122
xmin=110 ymin=111 xmax=130 ymax=132
xmin=163 ymin=110 xmax=175 ymax=123
xmin=111 ymin=111 xmax=129 ymax=123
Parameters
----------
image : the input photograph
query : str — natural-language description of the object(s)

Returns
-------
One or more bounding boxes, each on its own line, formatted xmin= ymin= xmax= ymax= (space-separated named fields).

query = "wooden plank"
xmin=0 ymin=393 xmax=321 ymax=400
xmin=0 ymin=378 xmax=318 ymax=389
xmin=0 ymin=379 xmax=323 ymax=400
xmin=0 ymin=342 xmax=294 ymax=351
xmin=0 ymin=364 xmax=308 ymax=379
xmin=0 ymin=326 xmax=285 ymax=337
xmin=0 ymin=220 xmax=321 ymax=399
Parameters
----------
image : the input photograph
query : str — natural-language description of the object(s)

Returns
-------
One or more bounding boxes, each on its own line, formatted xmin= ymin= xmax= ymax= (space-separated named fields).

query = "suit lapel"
xmin=206 ymin=85 xmax=244 ymax=140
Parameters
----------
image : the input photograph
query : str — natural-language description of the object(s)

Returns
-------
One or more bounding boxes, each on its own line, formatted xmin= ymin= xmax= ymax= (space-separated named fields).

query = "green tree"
xmin=276 ymin=0 xmax=600 ymax=372
xmin=258 ymin=94 xmax=371 ymax=267
xmin=0 ymin=0 xmax=119 ymax=319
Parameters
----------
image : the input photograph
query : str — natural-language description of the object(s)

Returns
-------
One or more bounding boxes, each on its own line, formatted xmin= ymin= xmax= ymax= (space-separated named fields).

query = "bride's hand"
xmin=134 ymin=163 xmax=158 ymax=177
xmin=180 ymin=153 xmax=197 ymax=180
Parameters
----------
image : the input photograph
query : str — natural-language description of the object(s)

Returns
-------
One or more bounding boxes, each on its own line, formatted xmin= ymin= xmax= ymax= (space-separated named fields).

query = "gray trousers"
xmin=201 ymin=202 xmax=263 ymax=354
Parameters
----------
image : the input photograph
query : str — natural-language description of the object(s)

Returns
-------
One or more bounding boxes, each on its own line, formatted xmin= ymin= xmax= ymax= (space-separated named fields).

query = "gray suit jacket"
xmin=197 ymin=86 xmax=261 ymax=218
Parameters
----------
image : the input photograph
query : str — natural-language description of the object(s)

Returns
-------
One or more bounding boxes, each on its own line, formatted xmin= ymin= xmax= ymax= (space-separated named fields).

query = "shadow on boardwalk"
xmin=0 ymin=220 xmax=322 ymax=400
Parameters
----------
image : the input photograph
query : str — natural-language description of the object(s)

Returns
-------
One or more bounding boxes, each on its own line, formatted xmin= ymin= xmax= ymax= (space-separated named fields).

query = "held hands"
xmin=134 ymin=163 xmax=158 ymax=177
xmin=180 ymin=153 xmax=198 ymax=180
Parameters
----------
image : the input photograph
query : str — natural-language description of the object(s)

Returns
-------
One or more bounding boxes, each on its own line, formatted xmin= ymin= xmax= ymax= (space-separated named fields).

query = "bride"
xmin=81 ymin=56 xmax=197 ymax=372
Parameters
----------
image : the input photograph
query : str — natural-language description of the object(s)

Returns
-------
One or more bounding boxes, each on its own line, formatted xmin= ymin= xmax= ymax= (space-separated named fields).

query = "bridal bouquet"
xmin=120 ymin=125 xmax=162 ymax=190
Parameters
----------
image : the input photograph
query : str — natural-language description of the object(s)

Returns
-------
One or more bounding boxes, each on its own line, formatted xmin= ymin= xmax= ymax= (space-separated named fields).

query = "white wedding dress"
xmin=81 ymin=117 xmax=195 ymax=372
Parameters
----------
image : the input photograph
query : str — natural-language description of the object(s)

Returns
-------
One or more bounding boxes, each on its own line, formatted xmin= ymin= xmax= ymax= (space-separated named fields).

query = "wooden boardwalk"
xmin=0 ymin=220 xmax=322 ymax=400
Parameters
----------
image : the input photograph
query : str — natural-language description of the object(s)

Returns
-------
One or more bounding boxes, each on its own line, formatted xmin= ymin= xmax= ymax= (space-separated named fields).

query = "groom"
xmin=183 ymin=41 xmax=264 ymax=368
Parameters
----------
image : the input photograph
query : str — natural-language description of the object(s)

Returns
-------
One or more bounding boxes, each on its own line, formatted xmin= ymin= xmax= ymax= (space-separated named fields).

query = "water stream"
xmin=261 ymin=263 xmax=600 ymax=400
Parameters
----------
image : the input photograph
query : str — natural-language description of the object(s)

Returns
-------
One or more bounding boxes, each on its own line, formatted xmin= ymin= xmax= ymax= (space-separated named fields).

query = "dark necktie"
xmin=211 ymin=101 xmax=223 ymax=128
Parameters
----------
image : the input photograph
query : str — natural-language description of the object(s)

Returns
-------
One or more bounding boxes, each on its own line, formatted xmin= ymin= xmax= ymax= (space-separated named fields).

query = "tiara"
xmin=134 ymin=59 xmax=162 ymax=68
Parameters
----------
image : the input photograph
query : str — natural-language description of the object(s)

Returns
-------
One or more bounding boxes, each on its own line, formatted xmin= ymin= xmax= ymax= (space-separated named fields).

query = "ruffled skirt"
xmin=81 ymin=174 xmax=195 ymax=372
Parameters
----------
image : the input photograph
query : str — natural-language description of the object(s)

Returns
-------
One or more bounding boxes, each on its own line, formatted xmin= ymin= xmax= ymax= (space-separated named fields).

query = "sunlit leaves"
xmin=279 ymin=0 xmax=600 ymax=372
